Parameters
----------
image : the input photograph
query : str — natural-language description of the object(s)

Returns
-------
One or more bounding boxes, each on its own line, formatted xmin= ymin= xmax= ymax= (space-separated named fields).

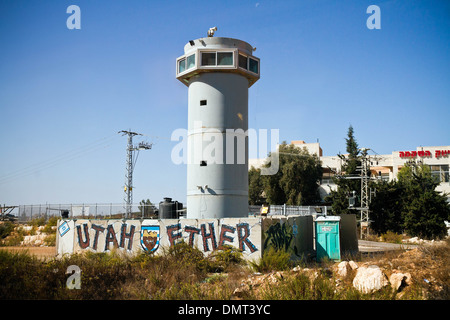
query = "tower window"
xmin=200 ymin=160 xmax=207 ymax=166
xmin=238 ymin=54 xmax=247 ymax=70
xmin=178 ymin=58 xmax=186 ymax=73
xmin=249 ymin=57 xmax=259 ymax=74
xmin=201 ymin=52 xmax=216 ymax=66
xmin=217 ymin=52 xmax=233 ymax=65
xmin=200 ymin=100 xmax=207 ymax=106
xmin=186 ymin=54 xmax=195 ymax=69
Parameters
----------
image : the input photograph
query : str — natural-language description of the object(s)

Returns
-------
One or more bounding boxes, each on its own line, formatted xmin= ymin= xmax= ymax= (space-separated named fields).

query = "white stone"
xmin=336 ymin=261 xmax=350 ymax=277
xmin=349 ymin=260 xmax=358 ymax=270
xmin=389 ymin=272 xmax=412 ymax=292
xmin=352 ymin=265 xmax=389 ymax=294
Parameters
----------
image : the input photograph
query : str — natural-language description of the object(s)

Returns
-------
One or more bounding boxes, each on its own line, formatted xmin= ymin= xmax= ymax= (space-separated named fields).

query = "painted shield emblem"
xmin=140 ymin=225 xmax=160 ymax=252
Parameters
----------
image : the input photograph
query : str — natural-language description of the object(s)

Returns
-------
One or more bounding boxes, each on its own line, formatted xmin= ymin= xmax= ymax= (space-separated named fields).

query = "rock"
xmin=292 ymin=266 xmax=302 ymax=272
xmin=349 ymin=261 xmax=358 ymax=270
xmin=336 ymin=261 xmax=350 ymax=277
xmin=352 ymin=265 xmax=389 ymax=294
xmin=389 ymin=272 xmax=412 ymax=292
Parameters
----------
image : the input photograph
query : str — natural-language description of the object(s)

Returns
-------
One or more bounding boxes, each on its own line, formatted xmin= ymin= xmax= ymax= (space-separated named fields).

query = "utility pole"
xmin=119 ymin=130 xmax=152 ymax=218
xmin=337 ymin=147 xmax=381 ymax=238
xmin=358 ymin=148 xmax=370 ymax=239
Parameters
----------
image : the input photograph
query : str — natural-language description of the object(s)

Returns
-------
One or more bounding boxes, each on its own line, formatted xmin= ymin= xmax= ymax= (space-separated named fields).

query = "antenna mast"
xmin=119 ymin=130 xmax=152 ymax=218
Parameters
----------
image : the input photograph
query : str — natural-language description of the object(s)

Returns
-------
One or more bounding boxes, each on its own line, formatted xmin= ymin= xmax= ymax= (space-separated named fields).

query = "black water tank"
xmin=61 ymin=210 xmax=69 ymax=219
xmin=159 ymin=197 xmax=182 ymax=219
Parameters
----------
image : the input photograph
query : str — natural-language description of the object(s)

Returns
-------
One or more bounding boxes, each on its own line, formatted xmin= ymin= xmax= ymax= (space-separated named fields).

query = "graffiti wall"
xmin=57 ymin=218 xmax=263 ymax=261
xmin=262 ymin=216 xmax=314 ymax=258
xmin=57 ymin=215 xmax=355 ymax=261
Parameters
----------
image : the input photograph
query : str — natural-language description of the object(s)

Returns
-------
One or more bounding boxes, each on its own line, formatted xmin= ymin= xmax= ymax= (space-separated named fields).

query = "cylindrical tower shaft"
xmin=176 ymin=35 xmax=260 ymax=219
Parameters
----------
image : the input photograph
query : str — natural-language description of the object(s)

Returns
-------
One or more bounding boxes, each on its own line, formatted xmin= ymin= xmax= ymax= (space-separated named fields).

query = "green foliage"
xmin=328 ymin=126 xmax=449 ymax=239
xmin=326 ymin=125 xmax=363 ymax=214
xmin=380 ymin=231 xmax=403 ymax=244
xmin=30 ymin=217 xmax=46 ymax=227
xmin=250 ymin=247 xmax=294 ymax=273
xmin=248 ymin=166 xmax=264 ymax=205
xmin=138 ymin=199 xmax=157 ymax=218
xmin=342 ymin=125 xmax=360 ymax=174
xmin=250 ymin=141 xmax=323 ymax=205
xmin=42 ymin=216 xmax=58 ymax=233
xmin=369 ymin=180 xmax=404 ymax=235
xmin=166 ymin=240 xmax=209 ymax=272
xmin=370 ymin=161 xmax=450 ymax=239
xmin=262 ymin=273 xmax=313 ymax=299
xmin=0 ymin=222 xmax=15 ymax=240
xmin=208 ymin=245 xmax=244 ymax=272
xmin=2 ymin=240 xmax=448 ymax=300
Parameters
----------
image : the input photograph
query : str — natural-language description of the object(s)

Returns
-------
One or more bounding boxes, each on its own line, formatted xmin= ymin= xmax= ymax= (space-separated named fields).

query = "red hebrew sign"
xmin=435 ymin=150 xmax=450 ymax=158
xmin=399 ymin=150 xmax=450 ymax=158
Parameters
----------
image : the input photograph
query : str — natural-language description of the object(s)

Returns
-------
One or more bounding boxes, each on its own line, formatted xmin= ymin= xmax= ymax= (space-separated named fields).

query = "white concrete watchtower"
xmin=176 ymin=29 xmax=260 ymax=219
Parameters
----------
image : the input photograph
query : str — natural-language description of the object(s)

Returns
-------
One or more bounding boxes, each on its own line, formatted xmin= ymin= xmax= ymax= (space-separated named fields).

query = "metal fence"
xmin=248 ymin=204 xmax=329 ymax=216
xmin=3 ymin=203 xmax=328 ymax=222
xmin=5 ymin=203 xmax=161 ymax=222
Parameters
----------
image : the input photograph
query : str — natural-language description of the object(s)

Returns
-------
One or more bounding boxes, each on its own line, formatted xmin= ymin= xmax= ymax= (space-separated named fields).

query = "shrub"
xmin=0 ymin=222 xmax=15 ymax=240
xmin=380 ymin=231 xmax=403 ymax=244
xmin=250 ymin=247 xmax=293 ymax=273
xmin=42 ymin=216 xmax=58 ymax=233
xmin=207 ymin=245 xmax=244 ymax=272
xmin=30 ymin=217 xmax=46 ymax=227
xmin=262 ymin=273 xmax=313 ymax=299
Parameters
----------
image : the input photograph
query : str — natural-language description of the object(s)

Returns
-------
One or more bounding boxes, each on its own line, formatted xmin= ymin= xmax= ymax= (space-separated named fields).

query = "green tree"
xmin=370 ymin=161 xmax=450 ymax=239
xmin=326 ymin=125 xmax=362 ymax=214
xmin=341 ymin=125 xmax=360 ymax=175
xmin=248 ymin=167 xmax=264 ymax=205
xmin=369 ymin=180 xmax=404 ymax=235
xmin=250 ymin=142 xmax=323 ymax=205
xmin=398 ymin=161 xmax=450 ymax=239
xmin=138 ymin=199 xmax=157 ymax=218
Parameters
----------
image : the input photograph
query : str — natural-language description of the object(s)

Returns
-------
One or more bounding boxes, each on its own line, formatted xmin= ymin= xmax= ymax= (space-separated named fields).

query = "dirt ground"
xmin=0 ymin=246 xmax=56 ymax=260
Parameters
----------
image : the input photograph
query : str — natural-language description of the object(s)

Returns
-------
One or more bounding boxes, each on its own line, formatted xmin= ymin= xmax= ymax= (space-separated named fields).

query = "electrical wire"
xmin=0 ymin=134 xmax=119 ymax=185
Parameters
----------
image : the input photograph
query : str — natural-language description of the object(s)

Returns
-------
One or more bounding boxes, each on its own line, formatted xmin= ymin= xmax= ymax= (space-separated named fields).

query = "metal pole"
xmin=119 ymin=130 xmax=152 ymax=219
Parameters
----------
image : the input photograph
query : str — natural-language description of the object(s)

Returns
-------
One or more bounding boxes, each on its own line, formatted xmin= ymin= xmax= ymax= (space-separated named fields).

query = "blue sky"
xmin=0 ymin=0 xmax=449 ymax=206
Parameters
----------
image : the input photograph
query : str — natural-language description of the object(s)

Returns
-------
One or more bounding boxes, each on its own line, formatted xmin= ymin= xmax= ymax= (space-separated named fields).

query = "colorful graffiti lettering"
xmin=74 ymin=220 xmax=259 ymax=254
xmin=76 ymin=223 xmax=136 ymax=251
xmin=166 ymin=223 xmax=182 ymax=246
xmin=237 ymin=223 xmax=258 ymax=253
xmin=164 ymin=222 xmax=258 ymax=253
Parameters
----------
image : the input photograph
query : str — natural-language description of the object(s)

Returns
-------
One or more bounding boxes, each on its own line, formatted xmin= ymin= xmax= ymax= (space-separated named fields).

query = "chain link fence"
xmin=248 ymin=204 xmax=329 ymax=216
xmin=4 ymin=203 xmax=161 ymax=222
xmin=3 ymin=203 xmax=328 ymax=222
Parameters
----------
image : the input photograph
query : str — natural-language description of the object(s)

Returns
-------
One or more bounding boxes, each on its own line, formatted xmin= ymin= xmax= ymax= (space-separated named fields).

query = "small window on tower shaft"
xmin=200 ymin=100 xmax=207 ymax=106
xmin=200 ymin=160 xmax=207 ymax=166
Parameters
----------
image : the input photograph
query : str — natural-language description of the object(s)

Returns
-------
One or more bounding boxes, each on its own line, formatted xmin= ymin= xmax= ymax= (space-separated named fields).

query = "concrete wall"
xmin=57 ymin=216 xmax=321 ymax=261
xmin=262 ymin=215 xmax=314 ymax=259
xmin=56 ymin=215 xmax=357 ymax=261
xmin=339 ymin=214 xmax=359 ymax=254
xmin=57 ymin=218 xmax=263 ymax=261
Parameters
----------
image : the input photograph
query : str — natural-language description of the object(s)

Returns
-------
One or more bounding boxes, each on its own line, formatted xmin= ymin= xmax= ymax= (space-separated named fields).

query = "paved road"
xmin=358 ymin=240 xmax=418 ymax=252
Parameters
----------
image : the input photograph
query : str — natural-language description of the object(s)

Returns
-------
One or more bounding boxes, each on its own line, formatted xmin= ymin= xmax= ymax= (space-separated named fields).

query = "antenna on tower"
xmin=207 ymin=27 xmax=217 ymax=37
xmin=118 ymin=130 xmax=153 ymax=218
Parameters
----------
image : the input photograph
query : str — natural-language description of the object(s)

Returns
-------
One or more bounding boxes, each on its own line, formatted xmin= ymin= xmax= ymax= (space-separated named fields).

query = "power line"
xmin=0 ymin=134 xmax=118 ymax=185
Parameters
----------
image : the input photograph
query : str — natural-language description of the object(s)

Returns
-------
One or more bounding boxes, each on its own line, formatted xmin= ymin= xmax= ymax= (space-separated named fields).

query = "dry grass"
xmin=0 ymin=238 xmax=448 ymax=300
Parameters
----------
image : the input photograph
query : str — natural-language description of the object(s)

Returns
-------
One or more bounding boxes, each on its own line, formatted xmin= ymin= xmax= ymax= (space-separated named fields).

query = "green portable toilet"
xmin=315 ymin=216 xmax=341 ymax=261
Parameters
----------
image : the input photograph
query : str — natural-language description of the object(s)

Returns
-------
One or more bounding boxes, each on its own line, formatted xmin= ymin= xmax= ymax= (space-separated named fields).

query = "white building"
xmin=249 ymin=141 xmax=450 ymax=201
